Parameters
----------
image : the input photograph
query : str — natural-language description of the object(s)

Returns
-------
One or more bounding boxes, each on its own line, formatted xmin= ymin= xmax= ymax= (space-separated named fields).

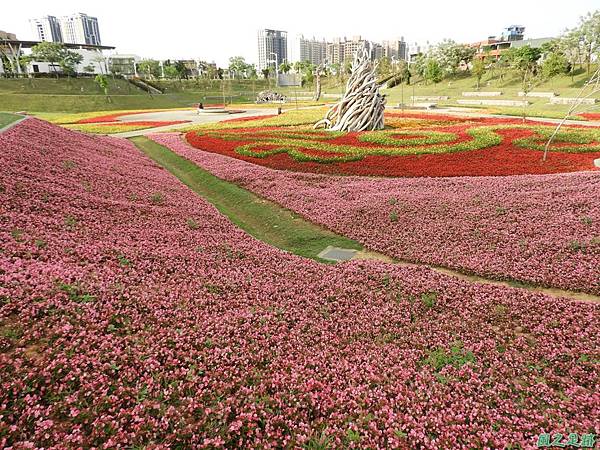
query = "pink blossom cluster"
xmin=150 ymin=133 xmax=600 ymax=295
xmin=0 ymin=120 xmax=598 ymax=449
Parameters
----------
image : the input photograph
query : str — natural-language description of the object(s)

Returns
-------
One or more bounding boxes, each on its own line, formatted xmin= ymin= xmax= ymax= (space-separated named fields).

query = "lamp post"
xmin=269 ymin=51 xmax=279 ymax=87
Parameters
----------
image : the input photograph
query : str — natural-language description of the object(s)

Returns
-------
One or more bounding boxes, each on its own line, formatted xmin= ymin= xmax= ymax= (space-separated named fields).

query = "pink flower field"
xmin=1 ymin=120 xmax=599 ymax=448
xmin=150 ymin=133 xmax=600 ymax=295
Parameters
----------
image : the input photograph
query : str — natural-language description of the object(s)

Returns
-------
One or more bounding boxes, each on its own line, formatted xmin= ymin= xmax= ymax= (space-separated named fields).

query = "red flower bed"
xmin=185 ymin=114 xmax=600 ymax=177
xmin=580 ymin=113 xmax=600 ymax=121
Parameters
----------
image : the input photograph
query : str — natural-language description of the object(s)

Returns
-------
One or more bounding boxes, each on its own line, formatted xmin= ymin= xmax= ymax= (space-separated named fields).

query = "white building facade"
xmin=60 ymin=13 xmax=101 ymax=46
xmin=30 ymin=16 xmax=63 ymax=42
xmin=258 ymin=29 xmax=287 ymax=71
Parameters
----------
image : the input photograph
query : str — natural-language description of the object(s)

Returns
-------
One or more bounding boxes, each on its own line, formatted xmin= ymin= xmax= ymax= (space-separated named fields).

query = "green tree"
xmin=412 ymin=53 xmax=427 ymax=79
xmin=505 ymin=45 xmax=542 ymax=84
xmin=94 ymin=74 xmax=110 ymax=102
xmin=137 ymin=59 xmax=161 ymax=79
xmin=163 ymin=64 xmax=179 ymax=79
xmin=247 ymin=64 xmax=258 ymax=79
xmin=261 ymin=67 xmax=271 ymax=80
xmin=424 ymin=58 xmax=443 ymax=84
xmin=30 ymin=42 xmax=82 ymax=78
xmin=279 ymin=61 xmax=291 ymax=74
xmin=59 ymin=50 xmax=83 ymax=76
xmin=228 ymin=56 xmax=250 ymax=79
xmin=376 ymin=57 xmax=392 ymax=77
xmin=578 ymin=11 xmax=600 ymax=75
xmin=402 ymin=62 xmax=411 ymax=85
xmin=472 ymin=58 xmax=486 ymax=89
xmin=541 ymin=45 xmax=569 ymax=81
xmin=505 ymin=46 xmax=542 ymax=123
xmin=174 ymin=60 xmax=190 ymax=79
xmin=433 ymin=40 xmax=476 ymax=76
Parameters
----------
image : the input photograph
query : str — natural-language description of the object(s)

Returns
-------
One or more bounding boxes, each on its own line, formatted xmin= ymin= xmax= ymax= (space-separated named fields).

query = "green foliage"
xmin=137 ymin=59 xmax=161 ymax=79
xmin=57 ymin=282 xmax=96 ymax=303
xmin=186 ymin=218 xmax=199 ymax=230
xmin=376 ymin=57 xmax=393 ymax=77
xmin=432 ymin=39 xmax=476 ymax=76
xmin=117 ymin=254 xmax=131 ymax=267
xmin=572 ymin=11 xmax=600 ymax=74
xmin=472 ymin=59 xmax=486 ymax=89
xmin=420 ymin=291 xmax=438 ymax=308
xmin=150 ymin=192 xmax=164 ymax=204
xmin=228 ymin=56 xmax=253 ymax=79
xmin=424 ymin=59 xmax=443 ymax=84
xmin=421 ymin=341 xmax=476 ymax=372
xmin=94 ymin=74 xmax=109 ymax=99
xmin=505 ymin=45 xmax=542 ymax=82
xmin=163 ymin=65 xmax=179 ymax=80
xmin=542 ymin=50 xmax=569 ymax=80
xmin=30 ymin=42 xmax=83 ymax=77
xmin=278 ymin=61 xmax=291 ymax=74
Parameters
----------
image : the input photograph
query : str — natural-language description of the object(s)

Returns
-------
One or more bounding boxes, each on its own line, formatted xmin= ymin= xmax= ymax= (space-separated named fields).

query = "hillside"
xmin=1 ymin=65 xmax=598 ymax=115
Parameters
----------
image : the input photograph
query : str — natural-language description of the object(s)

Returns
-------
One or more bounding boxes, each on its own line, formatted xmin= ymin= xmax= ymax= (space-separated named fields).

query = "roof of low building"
xmin=0 ymin=39 xmax=115 ymax=50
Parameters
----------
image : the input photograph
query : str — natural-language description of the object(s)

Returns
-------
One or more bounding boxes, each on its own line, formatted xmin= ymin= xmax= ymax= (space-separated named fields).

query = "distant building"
xmin=407 ymin=41 xmax=433 ymax=62
xmin=0 ymin=33 xmax=114 ymax=76
xmin=60 ymin=13 xmax=101 ymax=46
xmin=343 ymin=36 xmax=371 ymax=62
xmin=108 ymin=54 xmax=140 ymax=76
xmin=510 ymin=37 xmax=553 ymax=49
xmin=258 ymin=29 xmax=287 ymax=71
xmin=382 ymin=38 xmax=407 ymax=61
xmin=502 ymin=25 xmax=525 ymax=42
xmin=299 ymin=35 xmax=327 ymax=65
xmin=30 ymin=16 xmax=63 ymax=43
xmin=470 ymin=26 xmax=551 ymax=61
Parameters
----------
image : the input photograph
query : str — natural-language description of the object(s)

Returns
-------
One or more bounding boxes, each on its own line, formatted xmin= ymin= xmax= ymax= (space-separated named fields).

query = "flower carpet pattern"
xmin=1 ymin=119 xmax=598 ymax=448
xmin=152 ymin=133 xmax=600 ymax=295
xmin=184 ymin=112 xmax=600 ymax=177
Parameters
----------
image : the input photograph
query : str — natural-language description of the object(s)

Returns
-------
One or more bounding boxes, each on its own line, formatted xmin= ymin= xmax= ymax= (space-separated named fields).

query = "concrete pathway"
xmin=110 ymin=108 xmax=279 ymax=138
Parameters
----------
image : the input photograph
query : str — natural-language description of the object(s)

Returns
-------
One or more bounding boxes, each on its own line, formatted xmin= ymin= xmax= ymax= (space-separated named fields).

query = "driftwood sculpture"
xmin=314 ymin=47 xmax=385 ymax=131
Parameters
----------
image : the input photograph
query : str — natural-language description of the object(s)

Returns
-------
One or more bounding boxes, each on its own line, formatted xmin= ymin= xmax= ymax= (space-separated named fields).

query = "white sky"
xmin=3 ymin=0 xmax=598 ymax=66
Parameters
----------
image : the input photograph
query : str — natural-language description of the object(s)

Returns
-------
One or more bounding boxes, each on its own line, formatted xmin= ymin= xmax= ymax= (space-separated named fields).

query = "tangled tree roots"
xmin=314 ymin=48 xmax=386 ymax=131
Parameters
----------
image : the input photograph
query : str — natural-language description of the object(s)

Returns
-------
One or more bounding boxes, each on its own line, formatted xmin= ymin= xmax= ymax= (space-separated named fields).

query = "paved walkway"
xmin=110 ymin=108 xmax=278 ymax=138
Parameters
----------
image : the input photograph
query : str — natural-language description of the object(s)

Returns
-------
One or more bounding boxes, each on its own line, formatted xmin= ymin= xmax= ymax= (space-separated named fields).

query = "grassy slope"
xmin=0 ymin=78 xmax=271 ymax=113
xmin=380 ymin=66 xmax=600 ymax=117
xmin=0 ymin=113 xmax=22 ymax=128
xmin=4 ymin=66 xmax=599 ymax=116
xmin=130 ymin=136 xmax=362 ymax=261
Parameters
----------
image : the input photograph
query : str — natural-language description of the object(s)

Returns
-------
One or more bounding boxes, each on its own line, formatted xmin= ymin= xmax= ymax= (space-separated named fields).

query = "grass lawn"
xmin=0 ymin=113 xmax=23 ymax=129
xmin=130 ymin=136 xmax=363 ymax=261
